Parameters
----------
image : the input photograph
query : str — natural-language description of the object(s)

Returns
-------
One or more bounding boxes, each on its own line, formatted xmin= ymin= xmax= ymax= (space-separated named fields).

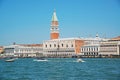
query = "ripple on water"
xmin=0 ymin=58 xmax=120 ymax=80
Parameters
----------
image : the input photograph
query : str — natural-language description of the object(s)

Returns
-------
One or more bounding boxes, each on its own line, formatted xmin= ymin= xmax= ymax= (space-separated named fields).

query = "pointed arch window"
xmin=62 ymin=44 xmax=63 ymax=47
xmin=54 ymin=44 xmax=56 ymax=47
xmin=66 ymin=44 xmax=68 ymax=47
xmin=50 ymin=44 xmax=51 ymax=47
xmin=71 ymin=44 xmax=73 ymax=47
xmin=58 ymin=45 xmax=60 ymax=48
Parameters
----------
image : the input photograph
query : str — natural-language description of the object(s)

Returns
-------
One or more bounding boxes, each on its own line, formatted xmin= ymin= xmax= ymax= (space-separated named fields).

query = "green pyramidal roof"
xmin=51 ymin=11 xmax=58 ymax=21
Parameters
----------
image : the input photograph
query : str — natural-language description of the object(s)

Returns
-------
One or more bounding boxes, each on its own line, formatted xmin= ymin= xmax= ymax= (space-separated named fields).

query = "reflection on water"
xmin=0 ymin=58 xmax=120 ymax=80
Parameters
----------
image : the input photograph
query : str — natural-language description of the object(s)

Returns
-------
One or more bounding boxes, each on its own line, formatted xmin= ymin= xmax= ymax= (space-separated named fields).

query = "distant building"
xmin=100 ymin=36 xmax=120 ymax=56
xmin=4 ymin=44 xmax=43 ymax=57
xmin=43 ymin=38 xmax=84 ymax=57
xmin=80 ymin=34 xmax=108 ymax=56
xmin=109 ymin=36 xmax=120 ymax=41
xmin=0 ymin=46 xmax=4 ymax=54
xmin=81 ymin=44 xmax=99 ymax=56
xmin=4 ymin=45 xmax=15 ymax=56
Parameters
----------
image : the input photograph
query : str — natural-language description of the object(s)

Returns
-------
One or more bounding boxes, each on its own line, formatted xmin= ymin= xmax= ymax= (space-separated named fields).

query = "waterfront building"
xmin=0 ymin=46 xmax=4 ymax=58
xmin=43 ymin=38 xmax=84 ymax=57
xmin=80 ymin=35 xmax=108 ymax=56
xmin=4 ymin=45 xmax=17 ymax=56
xmin=99 ymin=36 xmax=120 ymax=56
xmin=109 ymin=36 xmax=120 ymax=41
xmin=81 ymin=44 xmax=99 ymax=56
xmin=4 ymin=44 xmax=43 ymax=57
xmin=0 ymin=46 xmax=4 ymax=54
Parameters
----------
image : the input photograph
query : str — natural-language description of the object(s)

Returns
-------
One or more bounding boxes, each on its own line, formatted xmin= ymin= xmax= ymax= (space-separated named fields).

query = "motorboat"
xmin=77 ymin=58 xmax=85 ymax=62
xmin=5 ymin=58 xmax=15 ymax=62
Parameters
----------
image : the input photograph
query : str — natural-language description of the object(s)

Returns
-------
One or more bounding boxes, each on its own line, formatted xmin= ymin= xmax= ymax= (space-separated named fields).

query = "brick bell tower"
xmin=50 ymin=10 xmax=59 ymax=39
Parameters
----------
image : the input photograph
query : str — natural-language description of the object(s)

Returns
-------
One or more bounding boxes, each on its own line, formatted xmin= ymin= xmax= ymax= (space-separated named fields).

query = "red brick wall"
xmin=75 ymin=40 xmax=84 ymax=54
xmin=51 ymin=33 xmax=59 ymax=39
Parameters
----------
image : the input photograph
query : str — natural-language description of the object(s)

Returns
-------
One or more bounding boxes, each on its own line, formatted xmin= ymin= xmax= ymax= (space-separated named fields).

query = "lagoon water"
xmin=0 ymin=58 xmax=120 ymax=80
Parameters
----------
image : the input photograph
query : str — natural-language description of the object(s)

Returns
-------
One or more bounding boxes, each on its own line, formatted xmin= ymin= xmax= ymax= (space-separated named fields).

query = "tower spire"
xmin=51 ymin=9 xmax=58 ymax=21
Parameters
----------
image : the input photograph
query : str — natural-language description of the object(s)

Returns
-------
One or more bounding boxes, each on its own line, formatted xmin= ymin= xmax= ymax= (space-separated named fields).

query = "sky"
xmin=0 ymin=0 xmax=120 ymax=46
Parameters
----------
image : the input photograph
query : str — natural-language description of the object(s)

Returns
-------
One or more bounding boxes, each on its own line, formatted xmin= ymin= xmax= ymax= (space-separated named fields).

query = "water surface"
xmin=0 ymin=58 xmax=120 ymax=80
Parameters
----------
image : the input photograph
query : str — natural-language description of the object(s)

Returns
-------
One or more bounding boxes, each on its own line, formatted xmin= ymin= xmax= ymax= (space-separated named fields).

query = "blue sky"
xmin=0 ymin=0 xmax=120 ymax=45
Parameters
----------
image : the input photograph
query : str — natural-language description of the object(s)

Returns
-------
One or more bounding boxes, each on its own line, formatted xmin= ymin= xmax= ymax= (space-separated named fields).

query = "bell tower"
xmin=50 ymin=10 xmax=59 ymax=39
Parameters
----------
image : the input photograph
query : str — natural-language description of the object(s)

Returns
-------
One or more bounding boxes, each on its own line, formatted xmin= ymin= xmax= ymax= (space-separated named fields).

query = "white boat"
xmin=77 ymin=58 xmax=85 ymax=62
xmin=5 ymin=58 xmax=15 ymax=62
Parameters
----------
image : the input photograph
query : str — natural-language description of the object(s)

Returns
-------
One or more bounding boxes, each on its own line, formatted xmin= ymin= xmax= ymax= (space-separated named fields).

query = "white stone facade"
xmin=80 ymin=36 xmax=107 ymax=56
xmin=81 ymin=44 xmax=99 ymax=56
xmin=100 ymin=41 xmax=120 ymax=56
xmin=4 ymin=44 xmax=43 ymax=57
xmin=43 ymin=38 xmax=84 ymax=57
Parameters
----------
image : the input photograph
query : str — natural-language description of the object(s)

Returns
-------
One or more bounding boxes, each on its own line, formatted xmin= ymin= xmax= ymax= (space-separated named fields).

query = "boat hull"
xmin=5 ymin=59 xmax=15 ymax=62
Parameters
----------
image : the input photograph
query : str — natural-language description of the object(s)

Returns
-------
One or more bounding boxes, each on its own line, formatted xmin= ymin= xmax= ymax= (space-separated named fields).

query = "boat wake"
xmin=33 ymin=58 xmax=85 ymax=63
xmin=33 ymin=59 xmax=48 ymax=62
